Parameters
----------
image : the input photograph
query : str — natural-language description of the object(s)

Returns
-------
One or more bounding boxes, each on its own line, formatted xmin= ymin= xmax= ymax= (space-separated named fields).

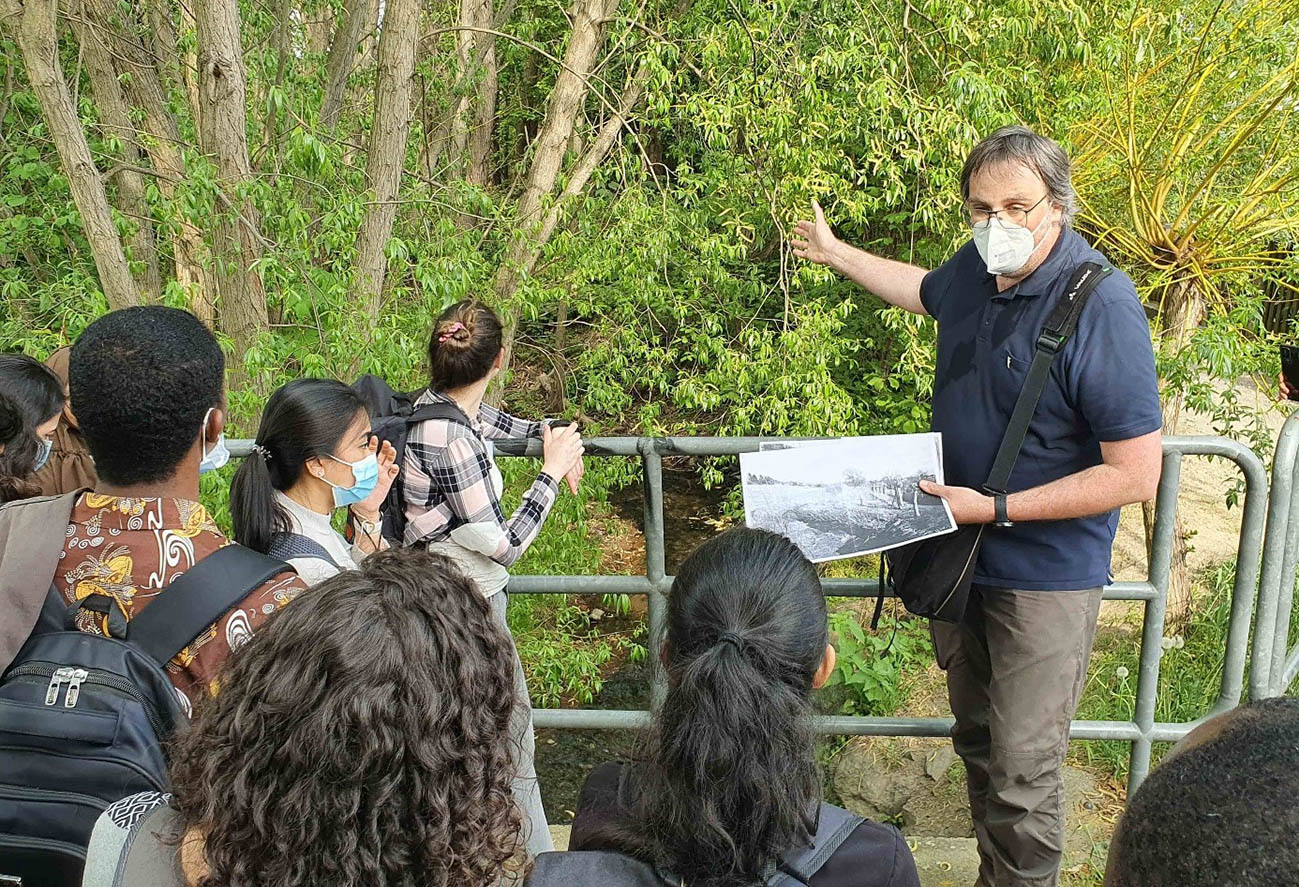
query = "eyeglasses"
xmin=966 ymin=193 xmax=1049 ymax=228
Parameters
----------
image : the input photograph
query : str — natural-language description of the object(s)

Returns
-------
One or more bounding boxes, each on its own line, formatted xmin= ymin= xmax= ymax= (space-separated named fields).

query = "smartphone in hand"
xmin=1283 ymin=345 xmax=1299 ymax=402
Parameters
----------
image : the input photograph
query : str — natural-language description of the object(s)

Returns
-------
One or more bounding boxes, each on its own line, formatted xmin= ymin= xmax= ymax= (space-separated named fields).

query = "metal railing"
xmin=230 ymin=433 xmax=1271 ymax=792
xmin=1254 ymin=410 xmax=1299 ymax=698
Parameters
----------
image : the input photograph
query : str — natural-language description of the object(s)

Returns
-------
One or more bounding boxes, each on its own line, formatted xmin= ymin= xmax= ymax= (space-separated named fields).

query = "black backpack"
xmin=0 ymin=497 xmax=290 ymax=887
xmin=526 ymin=803 xmax=864 ymax=887
xmin=351 ymin=374 xmax=474 ymax=546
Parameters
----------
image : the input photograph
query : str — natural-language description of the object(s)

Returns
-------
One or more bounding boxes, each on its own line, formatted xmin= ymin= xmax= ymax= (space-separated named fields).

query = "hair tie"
xmin=437 ymin=322 xmax=467 ymax=343
xmin=251 ymin=443 xmax=271 ymax=462
xmin=717 ymin=631 xmax=746 ymax=653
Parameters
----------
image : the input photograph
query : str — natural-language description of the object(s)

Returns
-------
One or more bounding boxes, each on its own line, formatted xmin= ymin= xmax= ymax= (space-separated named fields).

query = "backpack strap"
xmin=125 ymin=545 xmax=292 ymax=668
xmin=0 ymin=490 xmax=84 ymax=674
xmin=266 ymin=532 xmax=341 ymax=568
xmin=407 ymin=401 xmax=474 ymax=427
xmin=983 ymin=262 xmax=1113 ymax=494
xmin=774 ymin=803 xmax=866 ymax=885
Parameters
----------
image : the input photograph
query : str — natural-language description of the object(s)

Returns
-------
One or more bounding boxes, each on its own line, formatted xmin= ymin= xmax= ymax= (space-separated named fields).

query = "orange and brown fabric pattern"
xmin=52 ymin=493 xmax=307 ymax=710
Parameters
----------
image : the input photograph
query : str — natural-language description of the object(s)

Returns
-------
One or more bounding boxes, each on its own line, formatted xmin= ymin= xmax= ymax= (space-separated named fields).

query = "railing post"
xmin=1254 ymin=412 xmax=1299 ymax=697
xmin=1212 ymin=439 xmax=1268 ymax=713
xmin=1129 ymin=449 xmax=1179 ymax=793
xmin=1270 ymin=456 xmax=1299 ymax=694
xmin=641 ymin=439 xmax=668 ymax=710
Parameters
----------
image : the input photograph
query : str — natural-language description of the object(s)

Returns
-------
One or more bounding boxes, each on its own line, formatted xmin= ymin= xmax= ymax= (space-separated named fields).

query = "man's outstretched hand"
xmin=792 ymin=200 xmax=838 ymax=266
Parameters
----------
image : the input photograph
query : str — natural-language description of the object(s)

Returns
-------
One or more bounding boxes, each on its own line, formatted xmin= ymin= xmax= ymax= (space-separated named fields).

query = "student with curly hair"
xmin=0 ymin=390 xmax=29 ymax=499
xmin=81 ymin=547 xmax=528 ymax=887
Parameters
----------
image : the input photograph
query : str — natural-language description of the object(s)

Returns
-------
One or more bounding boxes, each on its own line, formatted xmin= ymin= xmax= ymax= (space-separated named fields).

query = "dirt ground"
xmin=1110 ymin=379 xmax=1286 ymax=582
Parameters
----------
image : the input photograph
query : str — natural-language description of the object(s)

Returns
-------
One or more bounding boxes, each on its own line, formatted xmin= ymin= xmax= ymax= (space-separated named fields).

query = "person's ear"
xmin=812 ymin=643 xmax=837 ymax=690
xmin=304 ymin=455 xmax=329 ymax=482
xmin=205 ymin=408 xmax=225 ymax=445
xmin=491 ymin=348 xmax=505 ymax=373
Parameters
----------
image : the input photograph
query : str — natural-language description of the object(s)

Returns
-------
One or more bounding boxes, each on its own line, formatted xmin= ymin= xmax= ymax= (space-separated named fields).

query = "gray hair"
xmin=960 ymin=125 xmax=1077 ymax=227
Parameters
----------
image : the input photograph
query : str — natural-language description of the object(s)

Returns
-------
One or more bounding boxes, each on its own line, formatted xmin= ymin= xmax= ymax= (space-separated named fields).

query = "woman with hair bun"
xmin=402 ymin=299 xmax=586 ymax=857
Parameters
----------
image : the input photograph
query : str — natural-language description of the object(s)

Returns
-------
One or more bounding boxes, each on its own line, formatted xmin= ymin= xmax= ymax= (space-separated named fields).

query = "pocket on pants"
xmin=931 ymin=620 xmax=961 ymax=671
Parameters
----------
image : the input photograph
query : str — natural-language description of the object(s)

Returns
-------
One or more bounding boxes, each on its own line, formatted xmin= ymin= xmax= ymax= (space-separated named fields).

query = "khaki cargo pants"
xmin=931 ymin=584 xmax=1103 ymax=887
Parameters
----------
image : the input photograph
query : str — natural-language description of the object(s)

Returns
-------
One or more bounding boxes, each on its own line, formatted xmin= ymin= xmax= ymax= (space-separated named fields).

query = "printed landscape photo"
xmin=741 ymin=434 xmax=956 ymax=563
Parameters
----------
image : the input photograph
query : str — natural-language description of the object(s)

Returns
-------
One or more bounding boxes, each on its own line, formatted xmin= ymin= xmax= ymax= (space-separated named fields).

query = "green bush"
xmin=826 ymin=609 xmax=933 ymax=717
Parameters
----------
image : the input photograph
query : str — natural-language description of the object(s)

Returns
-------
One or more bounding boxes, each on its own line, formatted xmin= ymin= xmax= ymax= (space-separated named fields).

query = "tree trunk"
xmin=147 ymin=0 xmax=186 ymax=105
xmin=489 ymin=0 xmax=628 ymax=384
xmin=345 ymin=0 xmax=419 ymax=321
xmin=75 ymin=12 xmax=164 ymax=300
xmin=465 ymin=21 xmax=496 ymax=186
xmin=496 ymin=0 xmax=621 ymax=282
xmin=195 ymin=0 xmax=269 ymax=358
xmin=82 ymin=0 xmax=215 ymax=321
xmin=261 ymin=0 xmax=295 ymax=170
xmin=3 ymin=0 xmax=140 ymax=310
xmin=320 ymin=0 xmax=368 ymax=130
xmin=1144 ymin=277 xmax=1204 ymax=628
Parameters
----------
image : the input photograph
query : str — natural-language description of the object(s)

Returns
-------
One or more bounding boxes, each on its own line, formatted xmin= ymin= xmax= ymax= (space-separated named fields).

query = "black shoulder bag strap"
xmin=871 ymin=261 xmax=1112 ymax=631
xmin=981 ymin=261 xmax=1113 ymax=494
xmin=125 ymin=545 xmax=292 ymax=667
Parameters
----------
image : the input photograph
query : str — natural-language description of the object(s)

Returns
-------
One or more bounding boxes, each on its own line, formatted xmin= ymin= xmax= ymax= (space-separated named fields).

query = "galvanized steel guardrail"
xmin=1254 ymin=410 xmax=1299 ymax=698
xmin=230 ymin=433 xmax=1271 ymax=791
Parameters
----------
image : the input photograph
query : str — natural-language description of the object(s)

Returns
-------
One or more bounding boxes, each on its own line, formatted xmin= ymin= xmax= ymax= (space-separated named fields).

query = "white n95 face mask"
xmin=972 ymin=211 xmax=1050 ymax=276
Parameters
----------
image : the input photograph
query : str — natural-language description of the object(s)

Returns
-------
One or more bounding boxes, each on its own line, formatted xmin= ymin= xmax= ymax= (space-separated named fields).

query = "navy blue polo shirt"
xmin=919 ymin=229 xmax=1162 ymax=591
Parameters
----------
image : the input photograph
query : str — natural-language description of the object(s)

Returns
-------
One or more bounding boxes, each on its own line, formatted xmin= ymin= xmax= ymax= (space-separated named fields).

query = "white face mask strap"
xmin=200 ymin=407 xmax=215 ymax=462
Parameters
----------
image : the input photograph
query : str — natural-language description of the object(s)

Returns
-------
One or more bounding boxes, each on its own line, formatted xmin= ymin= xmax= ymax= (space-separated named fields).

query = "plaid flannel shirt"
xmin=401 ymin=390 xmax=558 ymax=565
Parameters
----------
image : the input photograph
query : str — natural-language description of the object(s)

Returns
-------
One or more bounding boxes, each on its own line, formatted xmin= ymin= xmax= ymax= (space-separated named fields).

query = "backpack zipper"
xmin=5 ymin=663 xmax=170 ymax=738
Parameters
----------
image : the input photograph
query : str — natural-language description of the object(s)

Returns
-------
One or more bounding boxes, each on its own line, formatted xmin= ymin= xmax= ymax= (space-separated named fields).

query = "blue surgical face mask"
xmin=322 ymin=452 xmax=380 ymax=508
xmin=198 ymin=408 xmax=230 ymax=475
xmin=33 ymin=437 xmax=53 ymax=472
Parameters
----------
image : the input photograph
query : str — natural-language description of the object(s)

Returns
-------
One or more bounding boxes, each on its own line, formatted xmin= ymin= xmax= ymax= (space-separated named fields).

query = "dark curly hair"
xmin=70 ymin=306 xmax=224 ymax=485
xmin=0 ymin=355 xmax=65 ymax=502
xmin=1109 ymin=698 xmax=1299 ymax=887
xmin=168 ymin=547 xmax=527 ymax=887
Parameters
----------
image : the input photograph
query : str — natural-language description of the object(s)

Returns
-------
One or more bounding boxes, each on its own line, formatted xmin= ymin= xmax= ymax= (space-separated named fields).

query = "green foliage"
xmin=511 ymin=596 xmax=646 ymax=707
xmin=1073 ymin=561 xmax=1242 ymax=781
xmin=826 ymin=609 xmax=933 ymax=716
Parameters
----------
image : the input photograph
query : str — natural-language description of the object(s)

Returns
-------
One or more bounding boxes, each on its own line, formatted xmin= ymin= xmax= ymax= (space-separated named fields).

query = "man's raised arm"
xmin=791 ymin=201 xmax=930 ymax=315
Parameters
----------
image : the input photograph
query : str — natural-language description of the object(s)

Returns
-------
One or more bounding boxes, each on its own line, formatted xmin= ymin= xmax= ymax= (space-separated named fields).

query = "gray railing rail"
xmin=228 ymin=434 xmax=1270 ymax=791
xmin=1255 ymin=410 xmax=1299 ymax=697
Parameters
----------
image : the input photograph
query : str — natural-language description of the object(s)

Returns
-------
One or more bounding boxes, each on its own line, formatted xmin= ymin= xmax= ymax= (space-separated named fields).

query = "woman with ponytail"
xmin=230 ymin=379 xmax=398 ymax=585
xmin=549 ymin=528 xmax=920 ymax=887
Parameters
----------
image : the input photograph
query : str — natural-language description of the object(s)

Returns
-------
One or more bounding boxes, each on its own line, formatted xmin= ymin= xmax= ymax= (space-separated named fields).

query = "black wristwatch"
xmin=993 ymin=494 xmax=1014 ymax=528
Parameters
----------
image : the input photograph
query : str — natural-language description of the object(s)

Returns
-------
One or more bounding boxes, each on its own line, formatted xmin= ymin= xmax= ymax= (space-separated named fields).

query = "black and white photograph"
xmin=741 ymin=433 xmax=957 ymax=563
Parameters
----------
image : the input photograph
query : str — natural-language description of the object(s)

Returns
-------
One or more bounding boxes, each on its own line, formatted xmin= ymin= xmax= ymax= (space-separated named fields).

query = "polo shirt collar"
xmin=990 ymin=228 xmax=1082 ymax=301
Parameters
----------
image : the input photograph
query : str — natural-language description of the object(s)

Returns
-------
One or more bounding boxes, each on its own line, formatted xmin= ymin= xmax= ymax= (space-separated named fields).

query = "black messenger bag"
xmin=878 ymin=261 xmax=1113 ymax=626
